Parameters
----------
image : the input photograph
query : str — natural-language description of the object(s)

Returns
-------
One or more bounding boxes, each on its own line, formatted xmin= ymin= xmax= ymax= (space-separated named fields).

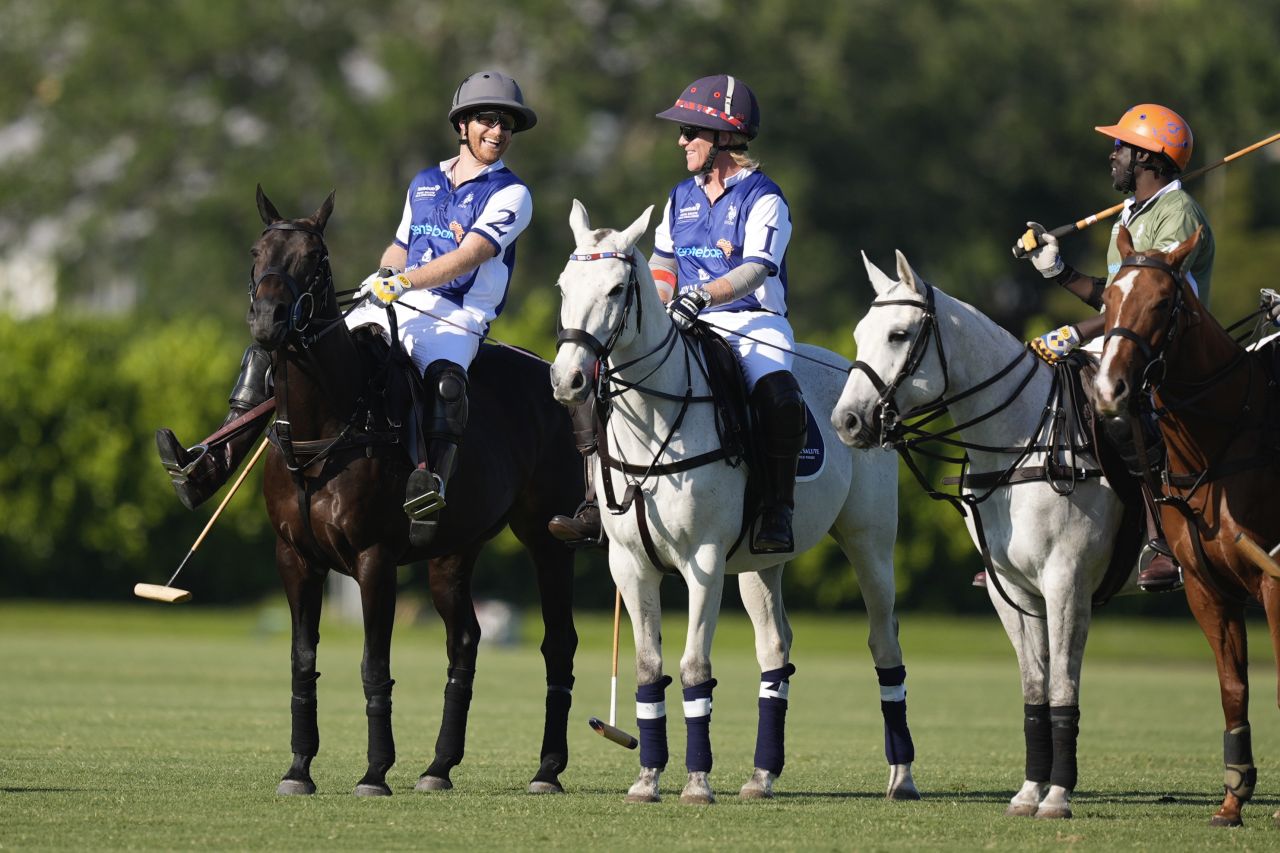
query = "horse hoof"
xmin=680 ymin=773 xmax=715 ymax=805
xmin=1034 ymin=805 xmax=1072 ymax=820
xmin=1272 ymin=809 xmax=1280 ymax=829
xmin=1209 ymin=813 xmax=1243 ymax=828
xmin=276 ymin=778 xmax=316 ymax=796
xmin=1004 ymin=803 xmax=1037 ymax=818
xmin=415 ymin=775 xmax=453 ymax=792
xmin=527 ymin=780 xmax=565 ymax=795
xmin=739 ymin=768 xmax=776 ymax=800
xmin=886 ymin=764 xmax=920 ymax=800
xmin=625 ymin=767 xmax=661 ymax=803
xmin=354 ymin=782 xmax=392 ymax=797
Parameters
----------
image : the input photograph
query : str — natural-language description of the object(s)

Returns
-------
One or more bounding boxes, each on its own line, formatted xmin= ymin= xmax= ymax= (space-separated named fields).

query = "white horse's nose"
xmin=832 ymin=404 xmax=873 ymax=449
xmin=550 ymin=361 xmax=590 ymax=405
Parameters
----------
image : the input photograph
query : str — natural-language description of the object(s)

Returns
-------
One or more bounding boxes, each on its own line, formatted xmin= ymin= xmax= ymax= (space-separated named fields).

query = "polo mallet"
xmin=588 ymin=588 xmax=638 ymax=749
xmin=1235 ymin=532 xmax=1280 ymax=581
xmin=135 ymin=437 xmax=270 ymax=604
xmin=1015 ymin=129 xmax=1280 ymax=257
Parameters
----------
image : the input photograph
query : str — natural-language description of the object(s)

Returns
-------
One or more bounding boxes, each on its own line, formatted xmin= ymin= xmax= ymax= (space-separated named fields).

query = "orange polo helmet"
xmin=1095 ymin=104 xmax=1193 ymax=171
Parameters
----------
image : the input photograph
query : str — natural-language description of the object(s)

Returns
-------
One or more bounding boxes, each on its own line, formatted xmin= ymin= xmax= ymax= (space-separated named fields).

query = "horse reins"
xmin=853 ymin=282 xmax=1107 ymax=618
xmin=250 ymin=220 xmax=399 ymax=540
xmin=556 ymin=249 xmax=739 ymax=572
xmin=1108 ymin=254 xmax=1276 ymax=606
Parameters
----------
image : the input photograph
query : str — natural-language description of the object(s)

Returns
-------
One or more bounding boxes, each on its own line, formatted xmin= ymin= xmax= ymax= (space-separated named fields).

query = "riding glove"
xmin=359 ymin=272 xmax=413 ymax=307
xmin=1014 ymin=222 xmax=1065 ymax=279
xmin=669 ymin=288 xmax=711 ymax=331
xmin=1029 ymin=325 xmax=1081 ymax=364
xmin=1261 ymin=288 xmax=1280 ymax=327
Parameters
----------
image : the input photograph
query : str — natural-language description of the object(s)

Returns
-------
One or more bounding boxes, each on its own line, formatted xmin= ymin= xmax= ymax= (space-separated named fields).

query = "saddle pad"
xmin=797 ymin=405 xmax=825 ymax=482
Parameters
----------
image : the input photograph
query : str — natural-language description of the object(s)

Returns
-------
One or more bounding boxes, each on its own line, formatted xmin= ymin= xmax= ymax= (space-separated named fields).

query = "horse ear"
xmin=312 ymin=190 xmax=336 ymax=232
xmin=619 ymin=205 xmax=654 ymax=251
xmin=1116 ymin=224 xmax=1135 ymax=258
xmin=257 ymin=184 xmax=282 ymax=225
xmin=894 ymin=250 xmax=922 ymax=295
xmin=861 ymin=251 xmax=895 ymax=297
xmin=569 ymin=199 xmax=593 ymax=245
xmin=1166 ymin=225 xmax=1202 ymax=270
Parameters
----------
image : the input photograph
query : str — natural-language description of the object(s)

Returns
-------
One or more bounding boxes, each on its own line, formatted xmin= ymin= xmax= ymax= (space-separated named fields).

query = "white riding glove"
xmin=1014 ymin=222 xmax=1064 ymax=279
xmin=1261 ymin=288 xmax=1280 ymax=327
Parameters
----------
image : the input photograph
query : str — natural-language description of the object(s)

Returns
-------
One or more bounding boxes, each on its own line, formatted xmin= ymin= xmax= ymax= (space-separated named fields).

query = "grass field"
xmin=2 ymin=600 xmax=1279 ymax=850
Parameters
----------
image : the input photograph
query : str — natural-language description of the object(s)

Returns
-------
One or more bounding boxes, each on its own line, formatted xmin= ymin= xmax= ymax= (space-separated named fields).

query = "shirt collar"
xmin=694 ymin=165 xmax=756 ymax=190
xmin=1121 ymin=178 xmax=1182 ymax=224
xmin=440 ymin=156 xmax=506 ymax=189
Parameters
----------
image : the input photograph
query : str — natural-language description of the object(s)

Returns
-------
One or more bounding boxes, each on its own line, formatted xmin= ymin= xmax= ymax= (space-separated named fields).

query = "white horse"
xmin=550 ymin=201 xmax=918 ymax=804
xmin=831 ymin=251 xmax=1134 ymax=819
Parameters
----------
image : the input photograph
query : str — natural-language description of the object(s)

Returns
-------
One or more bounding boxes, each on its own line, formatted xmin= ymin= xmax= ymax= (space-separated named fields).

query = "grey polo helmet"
xmin=448 ymin=70 xmax=537 ymax=133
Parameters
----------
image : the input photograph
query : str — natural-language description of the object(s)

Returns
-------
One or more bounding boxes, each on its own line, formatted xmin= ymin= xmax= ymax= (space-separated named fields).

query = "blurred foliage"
xmin=2 ymin=0 xmax=1279 ymax=611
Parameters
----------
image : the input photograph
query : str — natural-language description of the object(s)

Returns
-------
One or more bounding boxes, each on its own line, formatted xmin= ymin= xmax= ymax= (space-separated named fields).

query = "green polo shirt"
xmin=1105 ymin=184 xmax=1214 ymax=307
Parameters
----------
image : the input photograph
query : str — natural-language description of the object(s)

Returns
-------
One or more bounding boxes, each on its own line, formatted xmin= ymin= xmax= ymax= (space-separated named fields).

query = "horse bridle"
xmin=1101 ymin=254 xmax=1188 ymax=392
xmin=848 ymin=282 xmax=951 ymax=447
xmin=249 ymin=221 xmax=337 ymax=347
xmin=555 ymin=250 xmax=643 ymax=362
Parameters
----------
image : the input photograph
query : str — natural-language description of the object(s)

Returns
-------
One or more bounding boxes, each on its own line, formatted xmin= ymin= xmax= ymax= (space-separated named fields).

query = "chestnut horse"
xmin=1095 ymin=225 xmax=1280 ymax=827
xmin=247 ymin=187 xmax=582 ymax=796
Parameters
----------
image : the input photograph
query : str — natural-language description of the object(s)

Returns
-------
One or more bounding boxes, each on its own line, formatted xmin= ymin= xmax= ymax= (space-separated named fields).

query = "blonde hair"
xmin=725 ymin=132 xmax=759 ymax=171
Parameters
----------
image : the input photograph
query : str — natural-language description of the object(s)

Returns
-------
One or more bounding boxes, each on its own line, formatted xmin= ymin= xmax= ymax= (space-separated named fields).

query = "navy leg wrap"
xmin=636 ymin=675 xmax=672 ymax=770
xmin=1049 ymin=704 xmax=1080 ymax=790
xmin=1023 ymin=703 xmax=1052 ymax=783
xmin=363 ymin=678 xmax=395 ymax=771
xmin=876 ymin=665 xmax=914 ymax=764
xmin=290 ymin=672 xmax=320 ymax=756
xmin=754 ymin=663 xmax=795 ymax=775
xmin=683 ymin=678 xmax=717 ymax=774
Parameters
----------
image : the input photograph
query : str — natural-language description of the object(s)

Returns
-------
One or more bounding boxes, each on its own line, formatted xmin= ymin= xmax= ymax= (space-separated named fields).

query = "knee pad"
xmin=229 ymin=345 xmax=273 ymax=409
xmin=1101 ymin=414 xmax=1164 ymax=477
xmin=423 ymin=360 xmax=469 ymax=437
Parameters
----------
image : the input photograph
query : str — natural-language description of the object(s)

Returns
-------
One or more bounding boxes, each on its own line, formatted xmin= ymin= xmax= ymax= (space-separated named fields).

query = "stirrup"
xmin=750 ymin=507 xmax=794 ymax=554
xmin=404 ymin=469 xmax=446 ymax=520
xmin=156 ymin=430 xmax=207 ymax=484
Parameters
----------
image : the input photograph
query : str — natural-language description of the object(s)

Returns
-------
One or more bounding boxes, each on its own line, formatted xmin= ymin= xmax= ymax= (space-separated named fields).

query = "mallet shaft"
xmin=1016 ymin=129 xmax=1280 ymax=257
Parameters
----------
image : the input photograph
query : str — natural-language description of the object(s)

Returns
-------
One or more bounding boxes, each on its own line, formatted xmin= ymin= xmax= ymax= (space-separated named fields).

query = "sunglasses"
xmin=472 ymin=111 xmax=516 ymax=131
xmin=679 ymin=124 xmax=708 ymax=141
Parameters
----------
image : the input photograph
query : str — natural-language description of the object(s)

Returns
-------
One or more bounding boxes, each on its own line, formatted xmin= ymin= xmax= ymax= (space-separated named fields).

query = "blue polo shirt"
xmin=652 ymin=168 xmax=792 ymax=315
xmin=392 ymin=157 xmax=532 ymax=321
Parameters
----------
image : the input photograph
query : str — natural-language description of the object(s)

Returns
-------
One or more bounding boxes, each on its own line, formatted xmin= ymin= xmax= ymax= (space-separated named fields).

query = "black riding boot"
xmin=751 ymin=371 xmax=806 ymax=554
xmin=155 ymin=345 xmax=273 ymax=510
xmin=405 ymin=360 xmax=468 ymax=549
xmin=1138 ymin=483 xmax=1183 ymax=593
xmin=1101 ymin=413 xmax=1183 ymax=593
xmin=547 ymin=391 xmax=604 ymax=546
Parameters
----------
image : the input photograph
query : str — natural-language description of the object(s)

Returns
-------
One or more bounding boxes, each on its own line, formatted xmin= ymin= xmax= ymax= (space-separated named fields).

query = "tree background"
xmin=2 ymin=0 xmax=1279 ymax=613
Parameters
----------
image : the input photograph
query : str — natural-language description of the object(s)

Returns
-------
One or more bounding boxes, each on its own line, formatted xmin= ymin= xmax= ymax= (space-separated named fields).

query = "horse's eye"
xmin=888 ymin=329 xmax=910 ymax=343
xmin=608 ymin=284 xmax=624 ymax=298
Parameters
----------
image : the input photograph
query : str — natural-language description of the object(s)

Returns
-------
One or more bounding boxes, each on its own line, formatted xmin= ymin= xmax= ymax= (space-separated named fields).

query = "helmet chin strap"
xmin=698 ymin=131 xmax=748 ymax=180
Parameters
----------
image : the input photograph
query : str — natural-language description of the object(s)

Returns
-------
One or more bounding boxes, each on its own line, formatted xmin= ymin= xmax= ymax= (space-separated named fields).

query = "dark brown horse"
xmin=247 ymin=186 xmax=582 ymax=796
xmin=1095 ymin=225 xmax=1280 ymax=827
